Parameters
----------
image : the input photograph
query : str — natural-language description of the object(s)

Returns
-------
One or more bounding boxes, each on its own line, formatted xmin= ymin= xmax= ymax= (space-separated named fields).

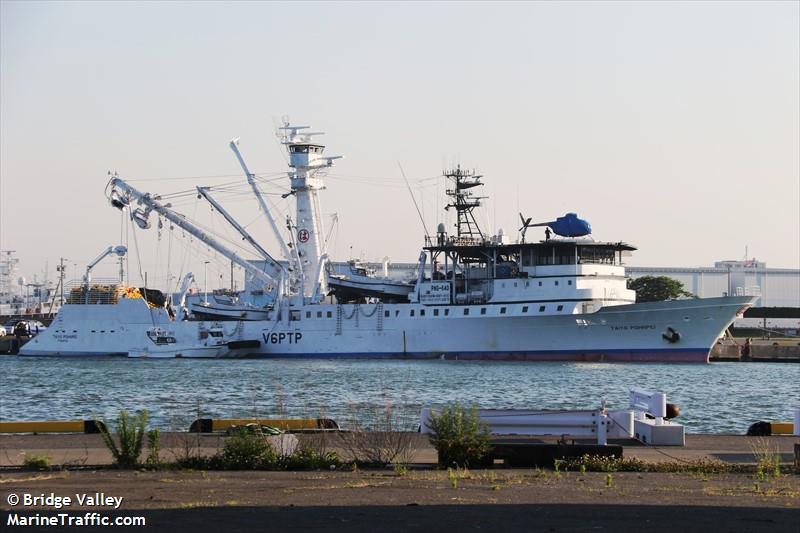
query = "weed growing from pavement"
xmin=97 ymin=410 xmax=149 ymax=468
xmin=426 ymin=403 xmax=490 ymax=468
xmin=22 ymin=454 xmax=52 ymax=471
xmin=562 ymin=454 xmax=753 ymax=475
xmin=145 ymin=429 xmax=163 ymax=469
xmin=750 ymin=438 xmax=781 ymax=480
xmin=339 ymin=397 xmax=417 ymax=467
xmin=447 ymin=467 xmax=458 ymax=489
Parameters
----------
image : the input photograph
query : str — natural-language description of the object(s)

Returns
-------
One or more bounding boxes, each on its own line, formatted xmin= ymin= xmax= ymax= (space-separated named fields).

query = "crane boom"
xmin=196 ymin=186 xmax=282 ymax=273
xmin=108 ymin=178 xmax=278 ymax=291
xmin=229 ymin=139 xmax=293 ymax=262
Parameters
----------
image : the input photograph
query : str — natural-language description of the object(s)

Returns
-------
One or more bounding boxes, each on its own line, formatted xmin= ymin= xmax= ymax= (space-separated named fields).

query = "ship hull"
xmin=20 ymin=296 xmax=755 ymax=363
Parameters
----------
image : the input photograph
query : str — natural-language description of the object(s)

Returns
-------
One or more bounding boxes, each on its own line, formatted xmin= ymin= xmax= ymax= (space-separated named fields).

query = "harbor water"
xmin=1 ymin=358 xmax=797 ymax=434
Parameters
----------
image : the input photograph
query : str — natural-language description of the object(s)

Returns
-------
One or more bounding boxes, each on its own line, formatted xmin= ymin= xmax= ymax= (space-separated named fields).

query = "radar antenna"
xmin=443 ymin=166 xmax=485 ymax=243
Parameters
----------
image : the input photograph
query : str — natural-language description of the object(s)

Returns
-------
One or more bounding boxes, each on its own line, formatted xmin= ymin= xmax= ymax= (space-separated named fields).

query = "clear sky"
xmin=1 ymin=1 xmax=798 ymax=290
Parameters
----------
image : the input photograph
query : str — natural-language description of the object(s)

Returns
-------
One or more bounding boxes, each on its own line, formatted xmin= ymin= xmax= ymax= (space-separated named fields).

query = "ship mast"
xmin=444 ymin=166 xmax=485 ymax=244
xmin=279 ymin=122 xmax=341 ymax=303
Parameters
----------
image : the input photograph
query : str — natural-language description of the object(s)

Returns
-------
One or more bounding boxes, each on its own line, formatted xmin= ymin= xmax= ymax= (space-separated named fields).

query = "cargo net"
xmin=65 ymin=279 xmax=120 ymax=305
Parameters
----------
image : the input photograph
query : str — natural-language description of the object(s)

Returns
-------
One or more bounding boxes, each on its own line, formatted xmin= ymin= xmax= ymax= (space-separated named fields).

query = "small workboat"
xmin=128 ymin=324 xmax=234 ymax=358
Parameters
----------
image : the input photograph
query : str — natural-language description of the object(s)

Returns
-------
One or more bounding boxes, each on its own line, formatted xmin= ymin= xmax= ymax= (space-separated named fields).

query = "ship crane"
xmin=229 ymin=139 xmax=294 ymax=264
xmin=83 ymin=245 xmax=127 ymax=287
xmin=196 ymin=186 xmax=283 ymax=275
xmin=106 ymin=177 xmax=280 ymax=295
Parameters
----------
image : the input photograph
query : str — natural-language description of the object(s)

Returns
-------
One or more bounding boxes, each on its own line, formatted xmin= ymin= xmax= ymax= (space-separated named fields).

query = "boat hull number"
xmin=264 ymin=332 xmax=303 ymax=344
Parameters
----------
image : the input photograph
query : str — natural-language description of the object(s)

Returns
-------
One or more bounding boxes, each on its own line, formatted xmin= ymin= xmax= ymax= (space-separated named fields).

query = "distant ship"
xmin=21 ymin=123 xmax=755 ymax=361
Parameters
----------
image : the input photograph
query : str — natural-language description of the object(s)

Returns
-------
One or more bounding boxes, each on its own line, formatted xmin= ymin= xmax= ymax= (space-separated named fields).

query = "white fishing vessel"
xmin=127 ymin=324 xmax=240 ymax=359
xmin=21 ymin=122 xmax=756 ymax=362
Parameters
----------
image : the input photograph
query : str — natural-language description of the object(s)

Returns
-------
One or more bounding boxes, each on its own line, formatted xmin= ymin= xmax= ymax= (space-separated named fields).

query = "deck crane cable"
xmin=127 ymin=212 xmax=157 ymax=327
xmin=173 ymin=197 xmax=200 ymax=297
xmin=398 ymin=162 xmax=430 ymax=242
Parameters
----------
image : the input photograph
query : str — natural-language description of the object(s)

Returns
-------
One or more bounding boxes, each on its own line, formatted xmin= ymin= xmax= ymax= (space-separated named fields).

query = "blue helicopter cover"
xmin=549 ymin=213 xmax=591 ymax=237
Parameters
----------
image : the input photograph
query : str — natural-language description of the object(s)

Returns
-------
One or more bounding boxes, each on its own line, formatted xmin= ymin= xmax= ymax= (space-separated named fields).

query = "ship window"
xmin=306 ymin=311 xmax=311 ymax=319
xmin=420 ymin=309 xmax=426 ymax=316
xmin=445 ymin=309 xmax=450 ymax=316
xmin=568 ymin=280 xmax=572 ymax=285
xmin=91 ymin=330 xmax=96 ymax=333
xmin=385 ymin=310 xmax=390 ymax=317
xmin=500 ymin=307 xmax=506 ymax=314
xmin=73 ymin=330 xmax=77 ymax=333
xmin=317 ymin=311 xmax=322 ymax=318
xmin=463 ymin=308 xmax=470 ymax=316
xmin=101 ymin=330 xmax=105 ymax=333
xmin=539 ymin=306 xmax=546 ymax=312
xmin=480 ymin=308 xmax=486 ymax=315
xmin=434 ymin=309 xmax=439 ymax=316
xmin=290 ymin=310 xmax=300 ymax=321
xmin=410 ymin=309 xmax=415 ymax=317
xmin=538 ymin=281 xmax=542 ymax=286
xmin=513 ymin=282 xmax=517 ymax=287
xmin=522 ymin=306 xmax=528 ymax=313
xmin=395 ymin=310 xmax=400 ymax=317
xmin=110 ymin=330 xmax=115 ymax=333
xmin=555 ymin=280 xmax=559 ymax=286
xmin=326 ymin=311 xmax=332 ymax=318
xmin=557 ymin=305 xmax=564 ymax=311
xmin=525 ymin=282 xmax=529 ymax=287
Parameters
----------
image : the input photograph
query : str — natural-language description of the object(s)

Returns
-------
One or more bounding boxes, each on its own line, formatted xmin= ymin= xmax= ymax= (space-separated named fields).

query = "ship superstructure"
xmin=21 ymin=122 xmax=756 ymax=361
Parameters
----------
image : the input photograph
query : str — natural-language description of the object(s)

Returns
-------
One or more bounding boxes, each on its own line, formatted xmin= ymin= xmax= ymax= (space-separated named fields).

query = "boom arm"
xmin=229 ymin=139 xmax=293 ymax=262
xmin=196 ymin=186 xmax=283 ymax=273
xmin=84 ymin=245 xmax=127 ymax=285
xmin=108 ymin=178 xmax=278 ymax=291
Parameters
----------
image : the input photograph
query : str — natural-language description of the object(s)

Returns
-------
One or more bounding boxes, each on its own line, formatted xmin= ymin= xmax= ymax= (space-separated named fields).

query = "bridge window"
xmin=557 ymin=305 xmax=564 ymax=311
xmin=410 ymin=309 xmax=415 ymax=317
xmin=384 ymin=310 xmax=390 ymax=318
xmin=500 ymin=307 xmax=506 ymax=314
xmin=326 ymin=311 xmax=332 ymax=318
xmin=539 ymin=306 xmax=546 ymax=312
xmin=306 ymin=311 xmax=311 ymax=319
xmin=480 ymin=308 xmax=486 ymax=315
xmin=464 ymin=308 xmax=470 ymax=316
xmin=434 ymin=309 xmax=439 ymax=316
xmin=522 ymin=306 xmax=528 ymax=313
xmin=420 ymin=309 xmax=426 ymax=316
xmin=445 ymin=308 xmax=450 ymax=316
xmin=317 ymin=311 xmax=322 ymax=318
